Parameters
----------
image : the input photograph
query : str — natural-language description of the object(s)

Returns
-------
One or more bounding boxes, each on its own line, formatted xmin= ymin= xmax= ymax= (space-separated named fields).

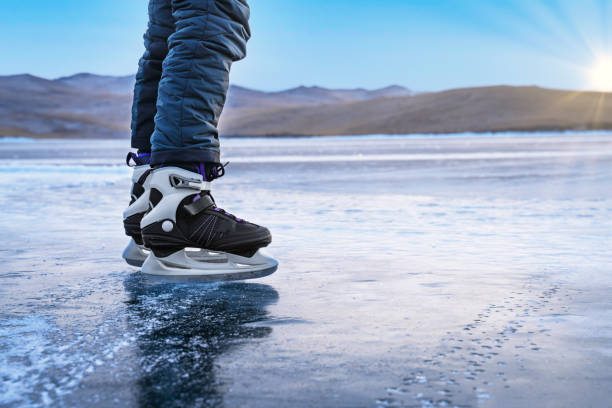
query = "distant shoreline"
xmin=220 ymin=129 xmax=612 ymax=139
xmin=3 ymin=129 xmax=612 ymax=144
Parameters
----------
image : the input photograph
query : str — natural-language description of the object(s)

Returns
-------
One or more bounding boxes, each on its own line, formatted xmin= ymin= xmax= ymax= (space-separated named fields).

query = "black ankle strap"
xmin=184 ymin=194 xmax=215 ymax=216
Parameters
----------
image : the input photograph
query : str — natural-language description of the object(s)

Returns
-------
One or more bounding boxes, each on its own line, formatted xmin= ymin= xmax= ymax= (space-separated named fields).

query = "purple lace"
xmin=194 ymin=163 xmax=206 ymax=177
xmin=193 ymin=162 xmax=228 ymax=182
xmin=126 ymin=152 xmax=151 ymax=166
xmin=214 ymin=207 xmax=244 ymax=222
xmin=192 ymin=194 xmax=244 ymax=222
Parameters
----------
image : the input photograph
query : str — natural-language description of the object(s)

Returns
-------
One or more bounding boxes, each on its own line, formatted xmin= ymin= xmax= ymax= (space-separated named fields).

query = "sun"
xmin=589 ymin=56 xmax=612 ymax=92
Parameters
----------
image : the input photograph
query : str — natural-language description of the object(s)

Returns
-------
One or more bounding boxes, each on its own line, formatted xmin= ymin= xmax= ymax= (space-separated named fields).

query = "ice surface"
xmin=0 ymin=132 xmax=611 ymax=407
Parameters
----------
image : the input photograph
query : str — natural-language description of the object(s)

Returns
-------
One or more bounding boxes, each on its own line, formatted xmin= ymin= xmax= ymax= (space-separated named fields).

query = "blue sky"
xmin=1 ymin=0 xmax=611 ymax=91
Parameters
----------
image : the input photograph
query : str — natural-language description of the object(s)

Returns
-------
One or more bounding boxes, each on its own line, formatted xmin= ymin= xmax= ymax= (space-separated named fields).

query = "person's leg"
xmin=150 ymin=0 xmax=250 ymax=165
xmin=130 ymin=0 xmax=174 ymax=154
xmin=128 ymin=0 xmax=274 ymax=276
xmin=124 ymin=0 xmax=174 ymax=266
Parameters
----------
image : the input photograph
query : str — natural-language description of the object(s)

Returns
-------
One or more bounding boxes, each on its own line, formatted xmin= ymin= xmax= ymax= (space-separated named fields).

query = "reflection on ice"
xmin=0 ymin=279 xmax=278 ymax=407
xmin=123 ymin=277 xmax=278 ymax=408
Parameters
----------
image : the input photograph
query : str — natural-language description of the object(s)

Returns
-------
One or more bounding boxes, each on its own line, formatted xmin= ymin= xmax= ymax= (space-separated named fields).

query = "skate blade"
xmin=141 ymin=249 xmax=278 ymax=282
xmin=123 ymin=240 xmax=227 ymax=268
xmin=122 ymin=239 xmax=149 ymax=267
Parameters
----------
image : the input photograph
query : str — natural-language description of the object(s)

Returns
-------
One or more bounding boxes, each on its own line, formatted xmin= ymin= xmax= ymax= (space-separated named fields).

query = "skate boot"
xmin=122 ymin=152 xmax=153 ymax=266
xmin=140 ymin=166 xmax=278 ymax=280
xmin=122 ymin=154 xmax=227 ymax=267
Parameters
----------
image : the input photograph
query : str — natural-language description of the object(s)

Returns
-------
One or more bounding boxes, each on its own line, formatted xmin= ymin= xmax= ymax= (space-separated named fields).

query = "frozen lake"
xmin=1 ymin=132 xmax=611 ymax=407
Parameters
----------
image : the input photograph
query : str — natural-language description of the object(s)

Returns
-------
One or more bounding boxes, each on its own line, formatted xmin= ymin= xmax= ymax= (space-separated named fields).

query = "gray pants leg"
xmin=150 ymin=0 xmax=250 ymax=165
xmin=130 ymin=0 xmax=173 ymax=153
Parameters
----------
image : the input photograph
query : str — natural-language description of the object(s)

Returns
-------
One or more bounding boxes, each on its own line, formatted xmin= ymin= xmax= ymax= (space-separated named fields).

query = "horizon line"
xmin=1 ymin=72 xmax=610 ymax=94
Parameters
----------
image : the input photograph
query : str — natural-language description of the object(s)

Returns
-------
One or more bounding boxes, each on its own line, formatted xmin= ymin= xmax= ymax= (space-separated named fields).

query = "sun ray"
xmin=591 ymin=91 xmax=607 ymax=128
xmin=551 ymin=90 xmax=585 ymax=108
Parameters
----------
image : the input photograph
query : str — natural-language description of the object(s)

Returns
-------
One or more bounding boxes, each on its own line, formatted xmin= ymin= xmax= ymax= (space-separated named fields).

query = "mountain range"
xmin=1 ymin=73 xmax=612 ymax=139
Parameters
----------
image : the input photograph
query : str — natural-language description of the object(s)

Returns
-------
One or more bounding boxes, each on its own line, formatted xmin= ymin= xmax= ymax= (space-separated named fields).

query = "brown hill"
xmin=0 ymin=74 xmax=611 ymax=138
xmin=220 ymin=85 xmax=612 ymax=136
xmin=0 ymin=74 xmax=132 ymax=138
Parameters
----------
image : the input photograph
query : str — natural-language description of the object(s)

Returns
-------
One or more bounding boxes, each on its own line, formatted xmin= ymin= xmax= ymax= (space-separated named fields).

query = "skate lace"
xmin=194 ymin=162 xmax=229 ymax=182
xmin=213 ymin=206 xmax=245 ymax=223
xmin=193 ymin=193 xmax=246 ymax=223
xmin=126 ymin=152 xmax=151 ymax=166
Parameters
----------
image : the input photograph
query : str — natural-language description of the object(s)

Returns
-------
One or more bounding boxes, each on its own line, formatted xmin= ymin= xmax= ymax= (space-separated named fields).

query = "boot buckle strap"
xmin=184 ymin=194 xmax=215 ymax=216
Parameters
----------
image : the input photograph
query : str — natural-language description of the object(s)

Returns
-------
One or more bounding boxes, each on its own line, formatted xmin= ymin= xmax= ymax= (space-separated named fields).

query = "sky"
xmin=1 ymin=0 xmax=612 ymax=91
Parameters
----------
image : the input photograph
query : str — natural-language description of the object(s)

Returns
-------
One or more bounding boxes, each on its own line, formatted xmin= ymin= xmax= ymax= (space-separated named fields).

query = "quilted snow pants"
xmin=130 ymin=0 xmax=250 ymax=165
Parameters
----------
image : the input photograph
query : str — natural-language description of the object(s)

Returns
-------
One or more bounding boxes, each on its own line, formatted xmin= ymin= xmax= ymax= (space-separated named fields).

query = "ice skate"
xmin=122 ymin=154 xmax=225 ymax=267
xmin=122 ymin=152 xmax=153 ymax=266
xmin=139 ymin=166 xmax=278 ymax=280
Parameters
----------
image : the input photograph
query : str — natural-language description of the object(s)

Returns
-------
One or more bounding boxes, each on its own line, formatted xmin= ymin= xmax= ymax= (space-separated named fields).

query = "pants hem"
xmin=150 ymin=147 xmax=220 ymax=165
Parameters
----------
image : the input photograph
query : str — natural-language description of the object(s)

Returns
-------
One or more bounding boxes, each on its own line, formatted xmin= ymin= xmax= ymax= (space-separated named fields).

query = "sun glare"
xmin=589 ymin=56 xmax=612 ymax=92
